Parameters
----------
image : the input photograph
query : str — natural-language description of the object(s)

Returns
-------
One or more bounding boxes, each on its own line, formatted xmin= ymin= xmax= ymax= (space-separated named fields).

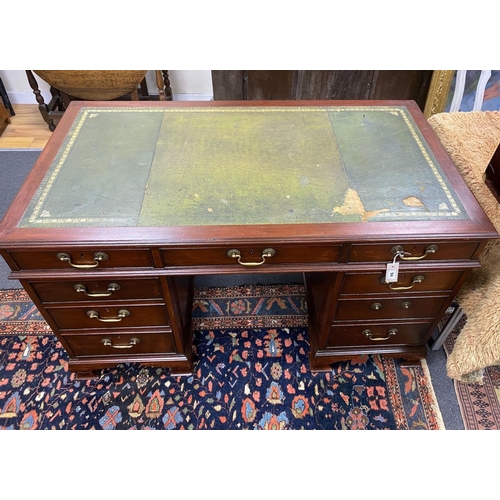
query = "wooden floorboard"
xmin=0 ymin=104 xmax=52 ymax=149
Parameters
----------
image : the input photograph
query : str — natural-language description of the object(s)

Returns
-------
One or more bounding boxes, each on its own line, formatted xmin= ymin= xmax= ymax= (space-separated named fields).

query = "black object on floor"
xmin=0 ymin=78 xmax=15 ymax=116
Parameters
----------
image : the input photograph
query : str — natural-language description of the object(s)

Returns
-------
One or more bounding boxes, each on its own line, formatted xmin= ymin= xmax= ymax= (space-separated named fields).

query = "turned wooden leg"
xmin=26 ymin=70 xmax=55 ymax=130
xmin=163 ymin=71 xmax=173 ymax=101
xmin=156 ymin=70 xmax=173 ymax=101
xmin=59 ymin=90 xmax=72 ymax=110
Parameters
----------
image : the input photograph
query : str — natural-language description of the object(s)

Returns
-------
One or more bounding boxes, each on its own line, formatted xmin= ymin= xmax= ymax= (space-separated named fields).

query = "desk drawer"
xmin=327 ymin=322 xmax=432 ymax=348
xmin=347 ymin=241 xmax=480 ymax=263
xmin=9 ymin=248 xmax=154 ymax=270
xmin=46 ymin=304 xmax=169 ymax=330
xmin=31 ymin=278 xmax=162 ymax=303
xmin=335 ymin=296 xmax=448 ymax=321
xmin=340 ymin=269 xmax=465 ymax=295
xmin=161 ymin=244 xmax=341 ymax=267
xmin=63 ymin=331 xmax=176 ymax=357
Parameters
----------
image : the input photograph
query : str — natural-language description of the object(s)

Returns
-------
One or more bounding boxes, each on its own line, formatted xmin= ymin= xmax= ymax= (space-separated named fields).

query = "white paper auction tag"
xmin=385 ymin=261 xmax=400 ymax=283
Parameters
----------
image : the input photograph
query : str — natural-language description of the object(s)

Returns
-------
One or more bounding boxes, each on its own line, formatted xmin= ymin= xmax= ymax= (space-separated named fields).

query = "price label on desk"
xmin=385 ymin=262 xmax=400 ymax=282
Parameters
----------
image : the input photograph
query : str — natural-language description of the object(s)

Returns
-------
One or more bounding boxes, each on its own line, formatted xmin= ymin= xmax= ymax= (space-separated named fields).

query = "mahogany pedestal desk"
xmin=0 ymin=100 xmax=496 ymax=379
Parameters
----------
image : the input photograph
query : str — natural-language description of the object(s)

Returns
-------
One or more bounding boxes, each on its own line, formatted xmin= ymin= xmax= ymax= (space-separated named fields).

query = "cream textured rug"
xmin=428 ymin=111 xmax=500 ymax=383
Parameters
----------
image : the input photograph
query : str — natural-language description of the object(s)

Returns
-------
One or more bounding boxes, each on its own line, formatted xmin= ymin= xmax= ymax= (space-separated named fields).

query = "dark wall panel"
xmin=212 ymin=70 xmax=432 ymax=110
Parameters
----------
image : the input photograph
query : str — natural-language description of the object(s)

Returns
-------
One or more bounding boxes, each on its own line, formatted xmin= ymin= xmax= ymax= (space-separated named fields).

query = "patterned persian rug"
xmin=0 ymin=286 xmax=444 ymax=430
xmin=444 ymin=316 xmax=500 ymax=429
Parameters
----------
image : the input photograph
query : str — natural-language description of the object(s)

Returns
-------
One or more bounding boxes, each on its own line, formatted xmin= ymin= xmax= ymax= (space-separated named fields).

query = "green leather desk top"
xmin=19 ymin=105 xmax=468 ymax=228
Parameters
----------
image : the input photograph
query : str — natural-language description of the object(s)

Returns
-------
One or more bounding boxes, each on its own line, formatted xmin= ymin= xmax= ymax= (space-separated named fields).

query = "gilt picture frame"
xmin=423 ymin=70 xmax=455 ymax=118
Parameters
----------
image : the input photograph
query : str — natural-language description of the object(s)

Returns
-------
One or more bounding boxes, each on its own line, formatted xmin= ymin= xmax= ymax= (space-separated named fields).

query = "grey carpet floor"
xmin=0 ymin=149 xmax=464 ymax=429
xmin=0 ymin=149 xmax=41 ymax=290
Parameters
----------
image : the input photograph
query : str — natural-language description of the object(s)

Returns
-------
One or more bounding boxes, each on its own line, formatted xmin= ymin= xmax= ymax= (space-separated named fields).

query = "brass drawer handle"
xmin=86 ymin=309 xmax=130 ymax=322
xmin=363 ymin=328 xmax=398 ymax=341
xmin=57 ymin=251 xmax=108 ymax=269
xmin=383 ymin=275 xmax=425 ymax=290
xmin=101 ymin=337 xmax=140 ymax=349
xmin=391 ymin=244 xmax=438 ymax=260
xmin=227 ymin=248 xmax=276 ymax=266
xmin=74 ymin=283 xmax=121 ymax=297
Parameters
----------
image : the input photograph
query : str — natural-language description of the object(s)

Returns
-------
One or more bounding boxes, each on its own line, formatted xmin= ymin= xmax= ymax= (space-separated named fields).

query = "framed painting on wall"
xmin=424 ymin=70 xmax=500 ymax=117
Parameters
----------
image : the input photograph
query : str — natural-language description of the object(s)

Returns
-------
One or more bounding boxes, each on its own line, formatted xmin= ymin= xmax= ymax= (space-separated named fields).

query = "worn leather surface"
xmin=20 ymin=105 xmax=467 ymax=228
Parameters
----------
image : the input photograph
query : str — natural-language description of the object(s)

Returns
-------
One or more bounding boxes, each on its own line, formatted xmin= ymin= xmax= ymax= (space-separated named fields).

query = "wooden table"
xmin=0 ymin=100 xmax=496 ymax=379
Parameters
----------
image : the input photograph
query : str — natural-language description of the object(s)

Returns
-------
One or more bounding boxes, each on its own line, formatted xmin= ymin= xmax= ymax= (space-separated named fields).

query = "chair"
xmin=428 ymin=110 xmax=500 ymax=383
xmin=26 ymin=70 xmax=173 ymax=130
